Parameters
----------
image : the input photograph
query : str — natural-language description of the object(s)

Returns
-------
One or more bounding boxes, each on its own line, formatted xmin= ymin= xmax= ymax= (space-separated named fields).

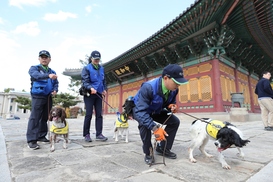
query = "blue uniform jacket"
xmin=133 ymin=77 xmax=178 ymax=130
xmin=255 ymin=78 xmax=273 ymax=98
xmin=29 ymin=65 xmax=58 ymax=95
xmin=81 ymin=63 xmax=107 ymax=93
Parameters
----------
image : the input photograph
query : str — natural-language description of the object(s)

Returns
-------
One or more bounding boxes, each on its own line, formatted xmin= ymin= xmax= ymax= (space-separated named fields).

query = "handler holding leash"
xmin=132 ymin=64 xmax=188 ymax=165
xmin=81 ymin=50 xmax=108 ymax=142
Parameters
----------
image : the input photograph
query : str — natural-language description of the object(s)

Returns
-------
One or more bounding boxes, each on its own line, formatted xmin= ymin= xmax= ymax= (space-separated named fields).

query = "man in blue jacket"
xmin=132 ymin=64 xmax=188 ymax=164
xmin=81 ymin=50 xmax=108 ymax=142
xmin=255 ymin=71 xmax=273 ymax=131
xmin=26 ymin=50 xmax=59 ymax=149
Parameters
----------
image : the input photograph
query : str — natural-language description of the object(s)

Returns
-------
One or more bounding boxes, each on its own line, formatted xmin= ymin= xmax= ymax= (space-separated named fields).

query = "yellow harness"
xmin=206 ymin=120 xmax=226 ymax=139
xmin=50 ymin=123 xmax=69 ymax=134
xmin=115 ymin=113 xmax=129 ymax=128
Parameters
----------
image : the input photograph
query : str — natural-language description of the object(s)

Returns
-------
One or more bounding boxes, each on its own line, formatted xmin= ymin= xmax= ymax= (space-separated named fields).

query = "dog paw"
xmin=50 ymin=148 xmax=55 ymax=152
xmin=206 ymin=154 xmax=213 ymax=158
xmin=222 ymin=164 xmax=231 ymax=170
xmin=189 ymin=158 xmax=197 ymax=163
xmin=236 ymin=153 xmax=245 ymax=159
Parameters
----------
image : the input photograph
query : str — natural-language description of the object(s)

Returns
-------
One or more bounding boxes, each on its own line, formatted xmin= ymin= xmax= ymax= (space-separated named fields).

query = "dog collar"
xmin=50 ymin=123 xmax=69 ymax=134
xmin=206 ymin=120 xmax=226 ymax=139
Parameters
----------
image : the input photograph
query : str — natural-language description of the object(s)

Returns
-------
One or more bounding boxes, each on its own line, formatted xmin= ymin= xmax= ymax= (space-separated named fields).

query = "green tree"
xmin=15 ymin=96 xmax=32 ymax=111
xmin=53 ymin=92 xmax=80 ymax=109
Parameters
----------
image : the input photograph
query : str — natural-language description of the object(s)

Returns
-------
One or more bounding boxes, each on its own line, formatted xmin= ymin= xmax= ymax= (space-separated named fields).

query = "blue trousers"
xmin=26 ymin=95 xmax=52 ymax=143
xmin=83 ymin=94 xmax=103 ymax=137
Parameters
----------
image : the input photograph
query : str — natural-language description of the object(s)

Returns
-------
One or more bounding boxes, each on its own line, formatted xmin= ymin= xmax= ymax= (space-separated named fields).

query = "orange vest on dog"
xmin=206 ymin=120 xmax=226 ymax=139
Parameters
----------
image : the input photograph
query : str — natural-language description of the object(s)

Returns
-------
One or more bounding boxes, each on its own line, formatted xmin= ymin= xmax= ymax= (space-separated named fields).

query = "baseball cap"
xmin=162 ymin=64 xmax=188 ymax=84
xmin=39 ymin=50 xmax=51 ymax=58
xmin=90 ymin=50 xmax=101 ymax=59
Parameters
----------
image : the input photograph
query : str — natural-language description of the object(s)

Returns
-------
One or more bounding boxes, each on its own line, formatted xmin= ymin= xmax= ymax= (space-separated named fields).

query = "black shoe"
xmin=96 ymin=134 xmax=108 ymax=141
xmin=28 ymin=142 xmax=40 ymax=150
xmin=156 ymin=145 xmax=177 ymax=159
xmin=265 ymin=126 xmax=273 ymax=131
xmin=38 ymin=137 xmax=50 ymax=142
xmin=144 ymin=155 xmax=154 ymax=165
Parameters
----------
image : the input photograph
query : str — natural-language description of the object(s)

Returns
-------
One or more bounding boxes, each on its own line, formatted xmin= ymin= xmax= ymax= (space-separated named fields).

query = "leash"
xmin=95 ymin=93 xmax=120 ymax=115
xmin=149 ymin=112 xmax=172 ymax=167
xmin=179 ymin=111 xmax=211 ymax=124
xmin=47 ymin=94 xmax=52 ymax=140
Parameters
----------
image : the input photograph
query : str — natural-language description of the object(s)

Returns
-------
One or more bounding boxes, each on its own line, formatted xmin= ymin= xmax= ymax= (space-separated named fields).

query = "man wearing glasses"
xmin=26 ymin=50 xmax=59 ymax=149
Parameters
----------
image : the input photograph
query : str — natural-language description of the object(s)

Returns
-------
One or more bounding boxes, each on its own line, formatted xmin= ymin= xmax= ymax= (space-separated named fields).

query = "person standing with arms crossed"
xmin=132 ymin=64 xmax=188 ymax=164
xmin=81 ymin=50 xmax=108 ymax=142
xmin=255 ymin=71 xmax=273 ymax=131
xmin=26 ymin=50 xmax=59 ymax=149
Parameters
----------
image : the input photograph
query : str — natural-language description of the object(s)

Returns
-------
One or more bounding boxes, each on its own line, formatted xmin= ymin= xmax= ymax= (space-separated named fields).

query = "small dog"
xmin=113 ymin=112 xmax=129 ymax=143
xmin=188 ymin=118 xmax=250 ymax=169
xmin=48 ymin=107 xmax=69 ymax=152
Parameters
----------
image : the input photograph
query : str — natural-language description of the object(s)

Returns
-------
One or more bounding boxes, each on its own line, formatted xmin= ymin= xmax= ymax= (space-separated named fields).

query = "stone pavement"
xmin=0 ymin=114 xmax=273 ymax=182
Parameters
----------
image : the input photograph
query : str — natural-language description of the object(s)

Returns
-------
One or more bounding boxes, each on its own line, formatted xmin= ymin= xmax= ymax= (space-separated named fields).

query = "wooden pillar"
xmin=119 ymin=84 xmax=123 ymax=112
xmin=211 ymin=59 xmax=224 ymax=112
xmin=234 ymin=69 xmax=240 ymax=92
xmin=248 ymin=75 xmax=255 ymax=112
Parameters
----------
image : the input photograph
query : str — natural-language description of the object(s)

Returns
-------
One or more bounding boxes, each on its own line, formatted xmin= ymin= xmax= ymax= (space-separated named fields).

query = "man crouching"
xmin=132 ymin=64 xmax=188 ymax=165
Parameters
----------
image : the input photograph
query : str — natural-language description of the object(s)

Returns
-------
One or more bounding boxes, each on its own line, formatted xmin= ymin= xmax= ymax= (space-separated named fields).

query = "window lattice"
xmin=189 ymin=78 xmax=199 ymax=102
xmin=220 ymin=75 xmax=236 ymax=101
xmin=199 ymin=76 xmax=212 ymax=101
xmin=178 ymin=84 xmax=188 ymax=103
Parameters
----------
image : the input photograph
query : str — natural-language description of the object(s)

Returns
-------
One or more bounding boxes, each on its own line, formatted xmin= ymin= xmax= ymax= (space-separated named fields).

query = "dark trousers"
xmin=83 ymin=94 xmax=103 ymax=137
xmin=138 ymin=112 xmax=180 ymax=155
xmin=26 ymin=95 xmax=52 ymax=143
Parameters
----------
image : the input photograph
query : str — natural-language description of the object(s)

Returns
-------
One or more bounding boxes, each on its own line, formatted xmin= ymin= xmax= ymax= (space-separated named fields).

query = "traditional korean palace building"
xmin=63 ymin=0 xmax=273 ymax=114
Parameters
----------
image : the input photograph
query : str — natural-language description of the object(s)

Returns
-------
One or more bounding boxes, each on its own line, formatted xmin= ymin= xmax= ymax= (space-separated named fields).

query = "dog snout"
xmin=52 ymin=111 xmax=56 ymax=116
xmin=214 ymin=142 xmax=219 ymax=147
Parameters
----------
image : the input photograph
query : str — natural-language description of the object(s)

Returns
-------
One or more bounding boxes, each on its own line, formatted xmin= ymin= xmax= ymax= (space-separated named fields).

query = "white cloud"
xmin=0 ymin=31 xmax=20 ymax=56
xmin=43 ymin=11 xmax=77 ymax=22
xmin=9 ymin=0 xmax=57 ymax=8
xmin=85 ymin=5 xmax=92 ymax=13
xmin=12 ymin=21 xmax=40 ymax=36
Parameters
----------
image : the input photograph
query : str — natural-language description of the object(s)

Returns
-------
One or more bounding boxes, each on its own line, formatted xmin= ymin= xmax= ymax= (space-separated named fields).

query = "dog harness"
xmin=115 ymin=113 xmax=129 ymax=128
xmin=206 ymin=120 xmax=226 ymax=139
xmin=50 ymin=123 xmax=69 ymax=134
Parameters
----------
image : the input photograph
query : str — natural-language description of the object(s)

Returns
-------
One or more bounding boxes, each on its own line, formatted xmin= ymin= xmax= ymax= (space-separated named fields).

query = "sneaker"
xmin=156 ymin=145 xmax=177 ymax=159
xmin=28 ymin=142 xmax=40 ymax=150
xmin=264 ymin=126 xmax=273 ymax=131
xmin=144 ymin=155 xmax=154 ymax=165
xmin=85 ymin=134 xmax=92 ymax=142
xmin=37 ymin=137 xmax=49 ymax=142
xmin=96 ymin=134 xmax=108 ymax=141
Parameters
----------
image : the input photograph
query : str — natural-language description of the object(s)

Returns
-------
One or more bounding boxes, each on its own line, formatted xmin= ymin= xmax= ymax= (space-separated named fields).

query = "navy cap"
xmin=39 ymin=50 xmax=51 ymax=58
xmin=90 ymin=50 xmax=101 ymax=59
xmin=162 ymin=64 xmax=188 ymax=84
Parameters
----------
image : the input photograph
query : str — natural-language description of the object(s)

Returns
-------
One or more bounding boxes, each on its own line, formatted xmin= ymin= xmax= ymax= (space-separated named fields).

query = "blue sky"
xmin=0 ymin=0 xmax=194 ymax=93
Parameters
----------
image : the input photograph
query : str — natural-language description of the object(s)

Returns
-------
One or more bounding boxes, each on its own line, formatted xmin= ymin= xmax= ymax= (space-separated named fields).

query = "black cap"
xmin=90 ymin=50 xmax=101 ymax=59
xmin=39 ymin=50 xmax=51 ymax=58
xmin=162 ymin=64 xmax=188 ymax=84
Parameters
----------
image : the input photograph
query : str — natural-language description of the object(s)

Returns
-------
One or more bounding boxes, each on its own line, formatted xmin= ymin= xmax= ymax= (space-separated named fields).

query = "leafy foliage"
xmin=53 ymin=92 xmax=80 ymax=109
xmin=15 ymin=96 xmax=31 ymax=110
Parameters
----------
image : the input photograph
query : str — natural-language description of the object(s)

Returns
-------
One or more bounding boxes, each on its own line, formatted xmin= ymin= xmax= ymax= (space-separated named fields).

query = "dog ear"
xmin=232 ymin=131 xmax=250 ymax=147
xmin=48 ymin=109 xmax=53 ymax=121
